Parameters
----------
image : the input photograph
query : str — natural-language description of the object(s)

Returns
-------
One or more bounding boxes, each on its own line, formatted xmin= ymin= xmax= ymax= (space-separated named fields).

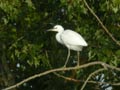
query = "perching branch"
xmin=2 ymin=61 xmax=120 ymax=90
xmin=82 ymin=0 xmax=120 ymax=46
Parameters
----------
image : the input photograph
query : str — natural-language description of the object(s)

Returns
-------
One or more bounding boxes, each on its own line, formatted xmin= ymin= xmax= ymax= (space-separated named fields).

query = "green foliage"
xmin=0 ymin=0 xmax=120 ymax=90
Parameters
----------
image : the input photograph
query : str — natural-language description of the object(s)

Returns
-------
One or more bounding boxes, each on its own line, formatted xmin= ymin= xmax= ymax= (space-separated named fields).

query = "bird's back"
xmin=61 ymin=30 xmax=88 ymax=47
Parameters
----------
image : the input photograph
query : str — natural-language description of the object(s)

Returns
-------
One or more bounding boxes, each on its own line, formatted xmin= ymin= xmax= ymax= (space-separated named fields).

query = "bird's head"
xmin=47 ymin=25 xmax=64 ymax=32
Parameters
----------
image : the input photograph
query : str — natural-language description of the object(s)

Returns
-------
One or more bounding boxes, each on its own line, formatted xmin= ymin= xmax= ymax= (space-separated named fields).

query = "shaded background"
xmin=0 ymin=0 xmax=120 ymax=90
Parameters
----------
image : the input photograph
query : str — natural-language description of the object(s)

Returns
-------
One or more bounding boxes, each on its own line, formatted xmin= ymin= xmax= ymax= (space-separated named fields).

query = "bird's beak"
xmin=47 ymin=28 xmax=57 ymax=32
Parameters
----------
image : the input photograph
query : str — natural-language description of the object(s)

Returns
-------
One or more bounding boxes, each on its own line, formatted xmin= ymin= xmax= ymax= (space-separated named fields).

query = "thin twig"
xmin=2 ymin=61 xmax=120 ymax=90
xmin=80 ymin=68 xmax=105 ymax=90
xmin=9 ymin=36 xmax=24 ymax=50
xmin=117 ymin=23 xmax=120 ymax=28
xmin=82 ymin=0 xmax=120 ymax=46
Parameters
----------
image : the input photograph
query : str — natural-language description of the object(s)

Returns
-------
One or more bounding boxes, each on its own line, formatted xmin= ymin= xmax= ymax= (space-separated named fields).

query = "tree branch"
xmin=53 ymin=72 xmax=120 ymax=86
xmin=2 ymin=61 xmax=120 ymax=90
xmin=82 ymin=0 xmax=120 ymax=46
xmin=80 ymin=68 xmax=105 ymax=90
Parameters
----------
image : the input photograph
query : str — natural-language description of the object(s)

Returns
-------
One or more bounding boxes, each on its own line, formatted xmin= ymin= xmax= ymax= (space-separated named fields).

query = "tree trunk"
xmin=0 ymin=44 xmax=16 ymax=90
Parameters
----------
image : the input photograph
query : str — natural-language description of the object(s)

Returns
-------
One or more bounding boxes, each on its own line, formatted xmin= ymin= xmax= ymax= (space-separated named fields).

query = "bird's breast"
xmin=56 ymin=33 xmax=64 ymax=45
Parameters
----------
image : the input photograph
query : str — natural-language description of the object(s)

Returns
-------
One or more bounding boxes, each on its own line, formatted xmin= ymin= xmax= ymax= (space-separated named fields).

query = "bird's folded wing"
xmin=61 ymin=30 xmax=87 ymax=46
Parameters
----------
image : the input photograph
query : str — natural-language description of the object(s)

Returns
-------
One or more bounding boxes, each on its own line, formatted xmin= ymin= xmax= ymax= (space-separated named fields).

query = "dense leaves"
xmin=0 ymin=0 xmax=120 ymax=90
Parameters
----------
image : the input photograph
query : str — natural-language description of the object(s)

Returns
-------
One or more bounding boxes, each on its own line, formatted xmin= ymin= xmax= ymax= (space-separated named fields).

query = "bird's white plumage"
xmin=48 ymin=25 xmax=88 ymax=51
xmin=48 ymin=25 xmax=88 ymax=67
xmin=61 ymin=30 xmax=87 ymax=46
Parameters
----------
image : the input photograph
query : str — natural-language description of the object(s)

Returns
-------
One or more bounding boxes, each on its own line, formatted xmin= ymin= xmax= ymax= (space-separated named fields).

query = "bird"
xmin=48 ymin=25 xmax=88 ymax=67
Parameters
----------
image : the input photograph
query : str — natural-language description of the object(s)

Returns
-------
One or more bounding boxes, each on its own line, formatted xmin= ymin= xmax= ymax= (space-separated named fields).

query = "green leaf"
xmin=115 ymin=50 xmax=120 ymax=55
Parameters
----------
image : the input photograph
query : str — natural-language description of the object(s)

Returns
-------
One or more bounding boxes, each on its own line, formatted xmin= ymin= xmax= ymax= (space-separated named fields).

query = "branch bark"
xmin=53 ymin=71 xmax=120 ymax=86
xmin=80 ymin=68 xmax=105 ymax=90
xmin=2 ymin=61 xmax=120 ymax=90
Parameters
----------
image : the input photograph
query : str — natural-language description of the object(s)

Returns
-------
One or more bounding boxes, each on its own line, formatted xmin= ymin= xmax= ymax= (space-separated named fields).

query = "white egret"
xmin=48 ymin=25 xmax=88 ymax=67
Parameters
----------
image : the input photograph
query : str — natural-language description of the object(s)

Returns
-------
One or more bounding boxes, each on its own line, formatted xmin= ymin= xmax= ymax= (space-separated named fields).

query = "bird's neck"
xmin=56 ymin=32 xmax=64 ymax=45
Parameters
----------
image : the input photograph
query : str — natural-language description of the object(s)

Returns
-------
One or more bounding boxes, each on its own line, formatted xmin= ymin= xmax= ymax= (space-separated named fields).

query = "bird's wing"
xmin=61 ymin=30 xmax=88 ymax=46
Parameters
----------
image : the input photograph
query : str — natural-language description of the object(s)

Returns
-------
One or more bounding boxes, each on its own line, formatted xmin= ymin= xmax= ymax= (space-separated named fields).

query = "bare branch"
xmin=117 ymin=23 xmax=120 ymax=28
xmin=80 ymin=68 xmax=105 ymax=90
xmin=82 ymin=0 xmax=120 ymax=46
xmin=2 ymin=61 xmax=120 ymax=90
xmin=53 ymin=72 xmax=120 ymax=86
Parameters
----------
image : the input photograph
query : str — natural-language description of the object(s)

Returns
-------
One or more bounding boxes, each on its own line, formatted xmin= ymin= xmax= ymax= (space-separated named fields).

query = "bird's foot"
xmin=77 ymin=63 xmax=80 ymax=67
xmin=60 ymin=65 xmax=67 ymax=74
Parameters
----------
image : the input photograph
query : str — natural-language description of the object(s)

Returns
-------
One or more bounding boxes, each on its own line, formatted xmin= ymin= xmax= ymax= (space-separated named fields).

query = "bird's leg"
xmin=77 ymin=51 xmax=80 ymax=66
xmin=63 ymin=49 xmax=70 ymax=67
